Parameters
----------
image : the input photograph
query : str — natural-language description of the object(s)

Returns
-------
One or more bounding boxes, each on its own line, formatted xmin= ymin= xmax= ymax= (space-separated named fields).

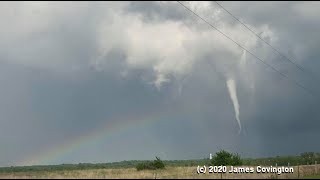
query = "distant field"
xmin=1 ymin=155 xmax=319 ymax=179
xmin=1 ymin=155 xmax=319 ymax=173
xmin=0 ymin=165 xmax=319 ymax=179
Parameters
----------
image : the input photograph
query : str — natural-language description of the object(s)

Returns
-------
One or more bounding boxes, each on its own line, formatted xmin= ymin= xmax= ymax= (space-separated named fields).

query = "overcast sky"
xmin=1 ymin=1 xmax=320 ymax=167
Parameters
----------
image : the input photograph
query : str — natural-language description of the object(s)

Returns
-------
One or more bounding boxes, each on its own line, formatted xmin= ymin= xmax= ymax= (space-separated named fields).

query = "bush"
xmin=136 ymin=157 xmax=165 ymax=171
xmin=210 ymin=150 xmax=243 ymax=166
xmin=153 ymin=156 xmax=165 ymax=169
xmin=136 ymin=162 xmax=156 ymax=171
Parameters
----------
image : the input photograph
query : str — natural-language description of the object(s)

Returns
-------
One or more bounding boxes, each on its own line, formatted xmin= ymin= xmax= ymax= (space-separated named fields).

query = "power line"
xmin=214 ymin=1 xmax=304 ymax=71
xmin=176 ymin=1 xmax=315 ymax=97
xmin=214 ymin=1 xmax=320 ymax=84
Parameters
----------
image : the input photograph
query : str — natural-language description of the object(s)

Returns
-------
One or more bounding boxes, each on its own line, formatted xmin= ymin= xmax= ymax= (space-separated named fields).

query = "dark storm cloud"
xmin=0 ymin=1 xmax=320 ymax=166
xmin=0 ymin=60 xmax=169 ymax=166
xmin=213 ymin=1 xmax=320 ymax=74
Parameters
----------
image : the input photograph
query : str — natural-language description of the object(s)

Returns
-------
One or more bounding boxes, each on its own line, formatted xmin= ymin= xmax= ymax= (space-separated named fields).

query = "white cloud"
xmin=95 ymin=2 xmax=276 ymax=89
xmin=1 ymin=1 xmax=278 ymax=89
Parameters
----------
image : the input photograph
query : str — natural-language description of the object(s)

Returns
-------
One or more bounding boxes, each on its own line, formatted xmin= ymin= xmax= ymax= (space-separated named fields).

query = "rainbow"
xmin=17 ymin=105 xmax=181 ymax=166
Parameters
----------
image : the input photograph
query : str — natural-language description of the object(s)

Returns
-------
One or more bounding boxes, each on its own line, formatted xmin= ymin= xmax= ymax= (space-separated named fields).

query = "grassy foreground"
xmin=302 ymin=174 xmax=320 ymax=179
xmin=0 ymin=165 xmax=319 ymax=179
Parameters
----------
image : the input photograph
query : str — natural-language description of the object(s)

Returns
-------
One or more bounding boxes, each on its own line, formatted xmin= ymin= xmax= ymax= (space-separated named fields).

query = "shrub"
xmin=136 ymin=162 xmax=156 ymax=171
xmin=136 ymin=157 xmax=165 ymax=171
xmin=210 ymin=150 xmax=243 ymax=166
xmin=153 ymin=157 xmax=165 ymax=169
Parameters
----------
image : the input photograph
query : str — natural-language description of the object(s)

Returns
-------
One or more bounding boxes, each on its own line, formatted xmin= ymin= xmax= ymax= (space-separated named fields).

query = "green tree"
xmin=210 ymin=150 xmax=243 ymax=166
xmin=153 ymin=156 xmax=165 ymax=169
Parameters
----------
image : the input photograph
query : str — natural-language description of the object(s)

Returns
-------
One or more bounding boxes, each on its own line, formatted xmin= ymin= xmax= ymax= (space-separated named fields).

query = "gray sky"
xmin=1 ymin=1 xmax=320 ymax=167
